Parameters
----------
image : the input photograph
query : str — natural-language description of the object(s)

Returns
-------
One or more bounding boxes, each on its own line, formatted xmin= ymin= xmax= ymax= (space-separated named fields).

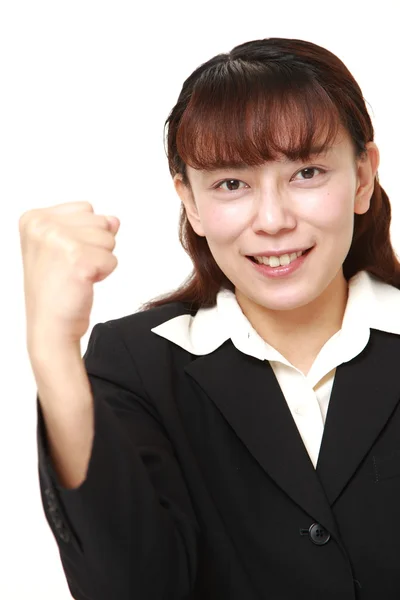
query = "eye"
xmin=214 ymin=179 xmax=248 ymax=192
xmin=292 ymin=167 xmax=326 ymax=181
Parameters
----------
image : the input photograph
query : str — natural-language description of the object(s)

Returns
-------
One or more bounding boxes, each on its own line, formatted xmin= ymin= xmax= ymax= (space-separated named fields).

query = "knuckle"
xmin=82 ymin=201 xmax=94 ymax=212
xmin=18 ymin=210 xmax=30 ymax=232
xmin=98 ymin=215 xmax=110 ymax=229
xmin=95 ymin=228 xmax=115 ymax=250
xmin=67 ymin=242 xmax=84 ymax=263
xmin=19 ymin=210 xmax=40 ymax=234
xmin=30 ymin=215 xmax=52 ymax=239
xmin=80 ymin=261 xmax=97 ymax=280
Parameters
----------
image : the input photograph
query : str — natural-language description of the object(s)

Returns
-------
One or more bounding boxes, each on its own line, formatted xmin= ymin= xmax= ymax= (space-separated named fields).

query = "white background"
xmin=1 ymin=0 xmax=399 ymax=597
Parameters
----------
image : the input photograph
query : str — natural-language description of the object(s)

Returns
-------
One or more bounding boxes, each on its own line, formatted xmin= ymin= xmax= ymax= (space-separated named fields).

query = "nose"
xmin=251 ymin=188 xmax=296 ymax=235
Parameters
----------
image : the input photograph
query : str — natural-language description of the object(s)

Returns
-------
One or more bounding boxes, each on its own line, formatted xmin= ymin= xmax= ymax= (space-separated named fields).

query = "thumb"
xmin=105 ymin=216 xmax=120 ymax=234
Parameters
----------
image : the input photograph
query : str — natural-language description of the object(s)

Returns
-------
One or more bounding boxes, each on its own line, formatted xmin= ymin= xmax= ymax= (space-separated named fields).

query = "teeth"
xmin=270 ymin=255 xmax=284 ymax=267
xmin=254 ymin=249 xmax=306 ymax=267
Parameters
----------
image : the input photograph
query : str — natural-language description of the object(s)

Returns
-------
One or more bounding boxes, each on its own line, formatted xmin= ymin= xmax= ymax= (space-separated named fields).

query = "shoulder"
xmin=84 ymin=301 xmax=197 ymax=391
xmin=108 ymin=301 xmax=196 ymax=335
xmin=96 ymin=301 xmax=197 ymax=358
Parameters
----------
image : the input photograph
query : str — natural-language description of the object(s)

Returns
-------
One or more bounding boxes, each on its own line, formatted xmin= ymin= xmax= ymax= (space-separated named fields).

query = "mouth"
xmin=246 ymin=246 xmax=314 ymax=267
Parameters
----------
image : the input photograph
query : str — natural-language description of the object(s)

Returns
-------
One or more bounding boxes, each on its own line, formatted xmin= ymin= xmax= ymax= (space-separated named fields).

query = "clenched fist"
xmin=19 ymin=201 xmax=120 ymax=352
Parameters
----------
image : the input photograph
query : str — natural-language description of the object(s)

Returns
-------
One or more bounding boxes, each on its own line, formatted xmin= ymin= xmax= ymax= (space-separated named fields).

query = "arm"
xmin=36 ymin=321 xmax=199 ymax=600
xmin=32 ymin=342 xmax=94 ymax=490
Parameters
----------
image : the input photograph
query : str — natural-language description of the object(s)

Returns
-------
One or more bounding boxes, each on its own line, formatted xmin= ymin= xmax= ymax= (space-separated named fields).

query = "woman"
xmin=21 ymin=37 xmax=400 ymax=599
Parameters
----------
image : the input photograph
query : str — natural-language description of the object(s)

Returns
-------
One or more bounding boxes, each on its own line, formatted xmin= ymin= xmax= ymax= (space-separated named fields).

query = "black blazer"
xmin=37 ymin=300 xmax=400 ymax=599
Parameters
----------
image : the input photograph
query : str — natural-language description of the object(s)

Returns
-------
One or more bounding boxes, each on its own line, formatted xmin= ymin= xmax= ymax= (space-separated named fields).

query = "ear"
xmin=354 ymin=142 xmax=380 ymax=215
xmin=173 ymin=174 xmax=206 ymax=237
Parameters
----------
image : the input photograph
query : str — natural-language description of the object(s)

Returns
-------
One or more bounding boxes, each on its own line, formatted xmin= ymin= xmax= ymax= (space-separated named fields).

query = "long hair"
xmin=142 ymin=37 xmax=400 ymax=311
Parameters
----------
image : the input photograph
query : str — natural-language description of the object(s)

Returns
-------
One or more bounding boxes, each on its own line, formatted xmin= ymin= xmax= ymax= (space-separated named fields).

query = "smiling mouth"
xmin=247 ymin=247 xmax=313 ymax=267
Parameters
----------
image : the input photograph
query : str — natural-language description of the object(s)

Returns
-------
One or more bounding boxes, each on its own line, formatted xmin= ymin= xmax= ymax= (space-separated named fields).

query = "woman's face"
xmin=175 ymin=128 xmax=379 ymax=312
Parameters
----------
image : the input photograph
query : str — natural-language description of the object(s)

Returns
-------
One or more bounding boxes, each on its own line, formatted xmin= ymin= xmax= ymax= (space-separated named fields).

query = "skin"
xmin=174 ymin=126 xmax=380 ymax=373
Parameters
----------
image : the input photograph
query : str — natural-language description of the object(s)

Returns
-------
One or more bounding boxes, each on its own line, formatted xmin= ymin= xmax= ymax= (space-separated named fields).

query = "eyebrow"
xmin=280 ymin=145 xmax=332 ymax=164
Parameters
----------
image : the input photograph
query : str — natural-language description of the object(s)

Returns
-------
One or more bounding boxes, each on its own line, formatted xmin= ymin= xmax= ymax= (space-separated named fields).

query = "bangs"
xmin=175 ymin=61 xmax=343 ymax=170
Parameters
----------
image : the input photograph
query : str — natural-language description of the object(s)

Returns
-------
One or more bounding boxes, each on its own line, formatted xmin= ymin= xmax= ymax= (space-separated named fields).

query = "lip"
xmin=247 ymin=246 xmax=314 ymax=279
xmin=247 ymin=245 xmax=314 ymax=258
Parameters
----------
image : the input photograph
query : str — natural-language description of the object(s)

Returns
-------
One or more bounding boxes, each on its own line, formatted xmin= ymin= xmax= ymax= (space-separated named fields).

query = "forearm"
xmin=31 ymin=344 xmax=94 ymax=489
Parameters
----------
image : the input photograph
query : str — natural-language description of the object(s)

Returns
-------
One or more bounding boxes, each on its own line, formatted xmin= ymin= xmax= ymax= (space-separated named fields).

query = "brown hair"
xmin=141 ymin=37 xmax=400 ymax=311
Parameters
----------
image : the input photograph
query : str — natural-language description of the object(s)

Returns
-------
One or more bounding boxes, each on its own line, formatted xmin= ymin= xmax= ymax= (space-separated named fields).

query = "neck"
xmin=235 ymin=271 xmax=349 ymax=371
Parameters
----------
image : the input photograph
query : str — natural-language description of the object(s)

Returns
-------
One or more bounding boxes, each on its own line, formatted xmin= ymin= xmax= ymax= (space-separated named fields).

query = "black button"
xmin=309 ymin=523 xmax=330 ymax=545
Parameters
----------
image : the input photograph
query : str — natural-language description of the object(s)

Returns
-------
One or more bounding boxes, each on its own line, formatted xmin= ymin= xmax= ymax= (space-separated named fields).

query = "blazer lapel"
xmin=317 ymin=329 xmax=400 ymax=505
xmin=184 ymin=340 xmax=339 ymax=537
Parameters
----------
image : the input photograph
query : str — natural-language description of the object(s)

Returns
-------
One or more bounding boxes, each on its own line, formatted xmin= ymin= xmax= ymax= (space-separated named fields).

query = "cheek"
xmin=200 ymin=203 xmax=248 ymax=242
xmin=306 ymin=188 xmax=355 ymax=231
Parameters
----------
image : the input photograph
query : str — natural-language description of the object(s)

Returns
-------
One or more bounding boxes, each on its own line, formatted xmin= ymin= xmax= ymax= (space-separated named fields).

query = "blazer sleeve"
xmin=36 ymin=320 xmax=200 ymax=600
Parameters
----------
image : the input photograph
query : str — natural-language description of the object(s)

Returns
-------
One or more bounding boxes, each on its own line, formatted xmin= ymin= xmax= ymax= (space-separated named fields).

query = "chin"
xmin=260 ymin=298 xmax=312 ymax=312
xmin=249 ymin=286 xmax=320 ymax=312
